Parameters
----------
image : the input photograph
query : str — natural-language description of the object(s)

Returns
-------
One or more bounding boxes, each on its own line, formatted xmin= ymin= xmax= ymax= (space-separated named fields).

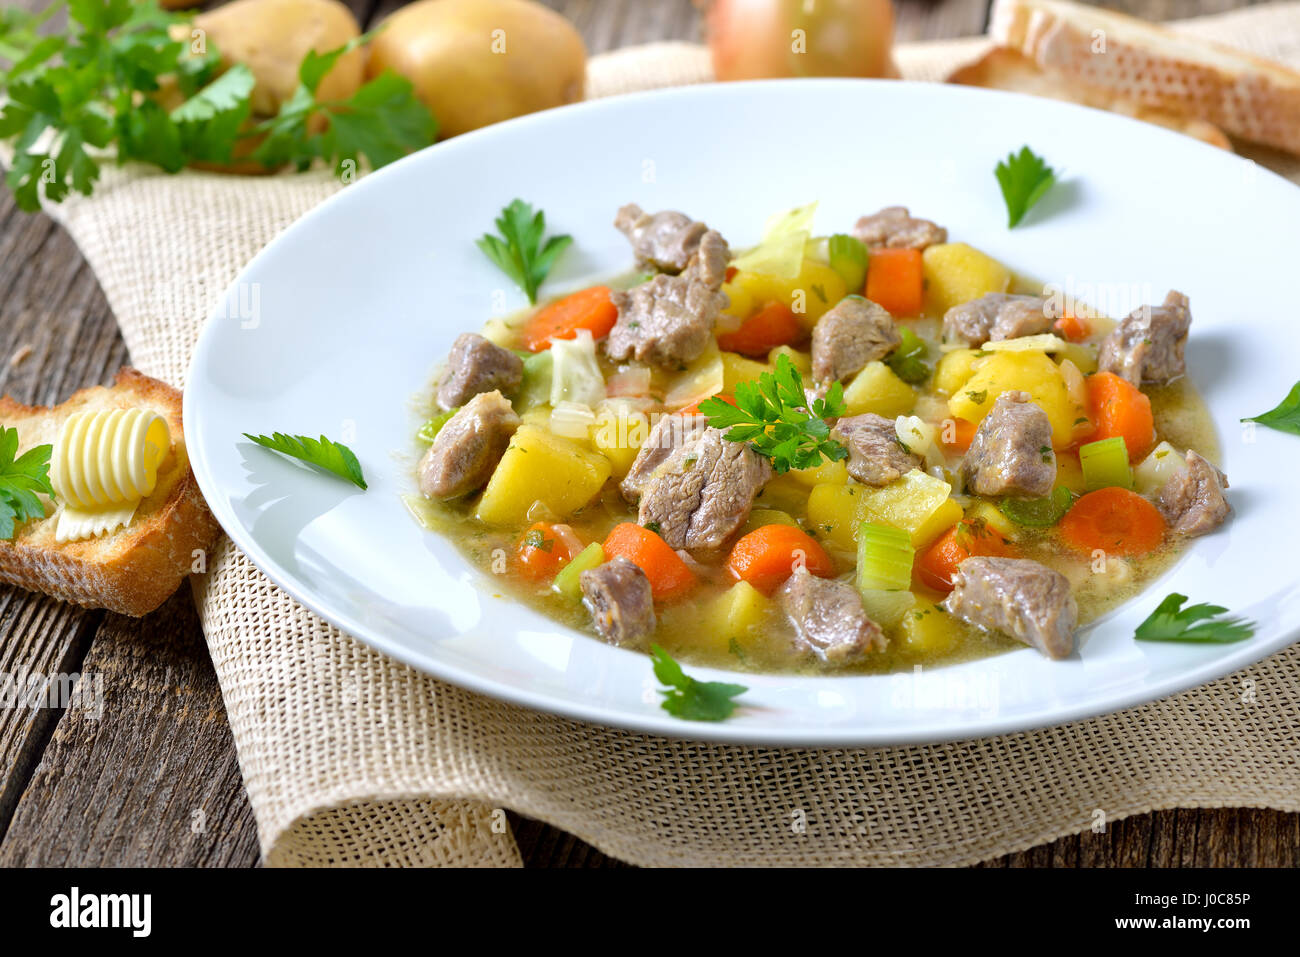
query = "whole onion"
xmin=704 ymin=0 xmax=899 ymax=81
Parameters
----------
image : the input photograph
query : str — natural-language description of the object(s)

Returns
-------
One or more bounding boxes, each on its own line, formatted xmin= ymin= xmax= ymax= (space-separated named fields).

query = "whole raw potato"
xmin=368 ymin=0 xmax=587 ymax=139
xmin=195 ymin=0 xmax=364 ymax=118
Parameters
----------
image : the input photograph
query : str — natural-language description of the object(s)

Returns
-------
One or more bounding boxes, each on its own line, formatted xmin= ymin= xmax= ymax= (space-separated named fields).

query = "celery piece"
xmin=1079 ymin=436 xmax=1133 ymax=491
xmin=856 ymin=521 xmax=915 ymax=593
xmin=552 ymin=542 xmax=604 ymax=600
xmin=514 ymin=350 xmax=553 ymax=412
xmin=999 ymin=486 xmax=1076 ymax=527
xmin=417 ymin=409 xmax=457 ymax=444
xmin=827 ymin=234 xmax=868 ymax=293
xmin=887 ymin=327 xmax=930 ymax=384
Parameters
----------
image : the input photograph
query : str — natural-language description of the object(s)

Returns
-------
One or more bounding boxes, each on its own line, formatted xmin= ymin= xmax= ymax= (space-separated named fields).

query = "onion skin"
xmin=706 ymin=0 xmax=899 ymax=81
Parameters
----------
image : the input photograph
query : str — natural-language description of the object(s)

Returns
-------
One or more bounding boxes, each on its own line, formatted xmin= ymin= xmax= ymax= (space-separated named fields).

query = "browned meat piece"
xmin=942 ymin=556 xmax=1078 ymax=660
xmin=1155 ymin=449 xmax=1231 ymax=536
xmin=852 ymin=206 xmax=947 ymax=250
xmin=620 ymin=412 xmax=709 ymax=502
xmin=811 ymin=296 xmax=900 ymax=384
xmin=614 ymin=203 xmax=709 ymax=274
xmin=606 ymin=230 xmax=731 ymax=368
xmin=832 ymin=413 xmax=921 ymax=486
xmin=961 ymin=391 xmax=1056 ymax=497
xmin=580 ymin=557 xmax=657 ymax=648
xmin=1097 ymin=290 xmax=1191 ymax=386
xmin=436 ymin=333 xmax=524 ymax=409
xmin=776 ymin=566 xmax=885 ymax=662
xmin=417 ymin=391 xmax=519 ymax=499
xmin=942 ymin=293 xmax=1052 ymax=346
xmin=637 ymin=426 xmax=771 ymax=553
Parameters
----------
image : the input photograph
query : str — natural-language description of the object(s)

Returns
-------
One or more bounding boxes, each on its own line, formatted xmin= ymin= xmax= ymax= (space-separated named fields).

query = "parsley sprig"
xmin=0 ymin=1 xmax=436 ymax=211
xmin=995 ymin=146 xmax=1057 ymax=228
xmin=1242 ymin=380 xmax=1300 ymax=436
xmin=243 ymin=432 xmax=367 ymax=489
xmin=699 ymin=353 xmax=847 ymax=473
xmin=0 ymin=425 xmax=54 ymax=540
xmin=650 ymin=644 xmax=747 ymax=722
xmin=476 ymin=199 xmax=573 ymax=304
xmin=1134 ymin=593 xmax=1255 ymax=644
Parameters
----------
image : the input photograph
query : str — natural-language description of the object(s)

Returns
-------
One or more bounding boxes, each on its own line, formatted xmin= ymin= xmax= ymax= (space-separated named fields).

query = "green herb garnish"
xmin=998 ymin=486 xmax=1075 ymax=527
xmin=700 ymin=353 xmax=847 ymax=473
xmin=995 ymin=146 xmax=1057 ymax=228
xmin=0 ymin=426 xmax=54 ymax=540
xmin=243 ymin=432 xmax=367 ymax=489
xmin=650 ymin=644 xmax=747 ymax=722
xmin=476 ymin=199 xmax=573 ymax=304
xmin=1242 ymin=380 xmax=1300 ymax=436
xmin=523 ymin=528 xmax=553 ymax=552
xmin=886 ymin=327 xmax=930 ymax=384
xmin=1134 ymin=593 xmax=1255 ymax=644
xmin=0 ymin=4 xmax=435 ymax=211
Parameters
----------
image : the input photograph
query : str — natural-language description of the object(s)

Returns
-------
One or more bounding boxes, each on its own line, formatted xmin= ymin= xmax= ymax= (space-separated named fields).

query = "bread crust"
xmin=948 ymin=46 xmax=1233 ymax=150
xmin=0 ymin=368 xmax=221 ymax=616
xmin=989 ymin=0 xmax=1300 ymax=155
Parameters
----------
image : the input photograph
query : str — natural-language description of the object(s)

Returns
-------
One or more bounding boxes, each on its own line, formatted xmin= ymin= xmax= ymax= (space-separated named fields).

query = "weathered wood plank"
xmin=0 ymin=590 xmax=260 ymax=867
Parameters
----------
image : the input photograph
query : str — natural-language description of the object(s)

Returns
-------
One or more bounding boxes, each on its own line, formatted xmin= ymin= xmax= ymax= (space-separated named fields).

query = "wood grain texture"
xmin=0 ymin=0 xmax=1296 ymax=869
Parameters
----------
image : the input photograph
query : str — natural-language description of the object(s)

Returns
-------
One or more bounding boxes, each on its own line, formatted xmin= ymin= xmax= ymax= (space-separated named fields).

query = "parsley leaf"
xmin=995 ymin=146 xmax=1057 ymax=228
xmin=1134 ymin=593 xmax=1255 ymax=644
xmin=0 ymin=425 xmax=54 ymax=541
xmin=700 ymin=353 xmax=847 ymax=473
xmin=650 ymin=644 xmax=747 ymax=722
xmin=1242 ymin=380 xmax=1300 ymax=436
xmin=476 ymin=199 xmax=573 ymax=304
xmin=242 ymin=432 xmax=367 ymax=489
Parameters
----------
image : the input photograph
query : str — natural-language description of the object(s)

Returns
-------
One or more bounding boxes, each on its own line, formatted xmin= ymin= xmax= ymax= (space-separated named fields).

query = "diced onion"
xmin=982 ymin=334 xmax=1068 ymax=353
xmin=1133 ymin=441 xmax=1182 ymax=495
xmin=895 ymin=415 xmax=944 ymax=468
xmin=606 ymin=365 xmax=652 ymax=398
xmin=664 ymin=347 xmax=724 ymax=409
xmin=550 ymin=401 xmax=596 ymax=439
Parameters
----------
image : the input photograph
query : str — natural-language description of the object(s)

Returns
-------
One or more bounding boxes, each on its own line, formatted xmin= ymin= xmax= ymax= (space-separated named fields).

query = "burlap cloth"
xmin=22 ymin=4 xmax=1300 ymax=867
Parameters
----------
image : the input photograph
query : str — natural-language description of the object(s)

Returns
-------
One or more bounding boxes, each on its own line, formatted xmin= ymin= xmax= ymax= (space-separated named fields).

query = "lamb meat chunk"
xmin=776 ymin=566 xmax=885 ymax=662
xmin=961 ymin=390 xmax=1056 ymax=498
xmin=852 ymin=206 xmax=947 ymax=250
xmin=418 ymin=390 xmax=519 ymax=499
xmin=1098 ymin=290 xmax=1191 ymax=386
xmin=637 ymin=426 xmax=771 ymax=553
xmin=620 ymin=412 xmax=709 ymax=502
xmin=1155 ymin=449 xmax=1231 ymax=536
xmin=942 ymin=556 xmax=1078 ymax=660
xmin=606 ymin=230 xmax=730 ymax=368
xmin=580 ymin=557 xmax=657 ymax=649
xmin=436 ymin=332 xmax=524 ymax=409
xmin=614 ymin=203 xmax=709 ymax=274
xmin=811 ymin=296 xmax=901 ymax=384
xmin=942 ymin=293 xmax=1052 ymax=346
xmin=832 ymin=413 xmax=922 ymax=486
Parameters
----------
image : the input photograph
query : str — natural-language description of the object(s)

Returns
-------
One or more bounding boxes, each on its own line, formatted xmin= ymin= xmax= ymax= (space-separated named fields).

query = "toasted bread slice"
xmin=989 ymin=0 xmax=1300 ymax=155
xmin=948 ymin=46 xmax=1232 ymax=150
xmin=0 ymin=368 xmax=220 ymax=616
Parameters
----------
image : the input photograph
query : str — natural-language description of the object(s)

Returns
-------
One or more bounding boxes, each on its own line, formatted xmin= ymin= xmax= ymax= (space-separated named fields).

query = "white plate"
xmin=185 ymin=80 xmax=1300 ymax=746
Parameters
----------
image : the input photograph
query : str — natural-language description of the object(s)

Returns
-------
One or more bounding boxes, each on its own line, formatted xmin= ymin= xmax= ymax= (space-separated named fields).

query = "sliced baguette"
xmin=0 ymin=368 xmax=220 ymax=616
xmin=989 ymin=0 xmax=1300 ymax=155
xmin=948 ymin=46 xmax=1232 ymax=150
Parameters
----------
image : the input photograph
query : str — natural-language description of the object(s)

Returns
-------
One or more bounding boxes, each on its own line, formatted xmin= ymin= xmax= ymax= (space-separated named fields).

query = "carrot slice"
xmin=603 ymin=523 xmax=697 ymax=601
xmin=939 ymin=417 xmax=978 ymax=453
xmin=716 ymin=301 xmax=803 ymax=356
xmin=725 ymin=524 xmax=835 ymax=595
xmin=1057 ymin=487 xmax=1165 ymax=557
xmin=864 ymin=248 xmax=923 ymax=317
xmin=521 ymin=285 xmax=618 ymax=352
xmin=514 ymin=522 xmax=579 ymax=581
xmin=681 ymin=392 xmax=734 ymax=416
xmin=1053 ymin=313 xmax=1091 ymax=342
xmin=915 ymin=518 xmax=1019 ymax=593
xmin=1084 ymin=371 xmax=1155 ymax=461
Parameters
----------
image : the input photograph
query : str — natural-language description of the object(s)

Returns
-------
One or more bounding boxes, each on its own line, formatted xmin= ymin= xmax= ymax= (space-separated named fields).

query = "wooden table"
xmin=1 ymin=0 xmax=1296 ymax=868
